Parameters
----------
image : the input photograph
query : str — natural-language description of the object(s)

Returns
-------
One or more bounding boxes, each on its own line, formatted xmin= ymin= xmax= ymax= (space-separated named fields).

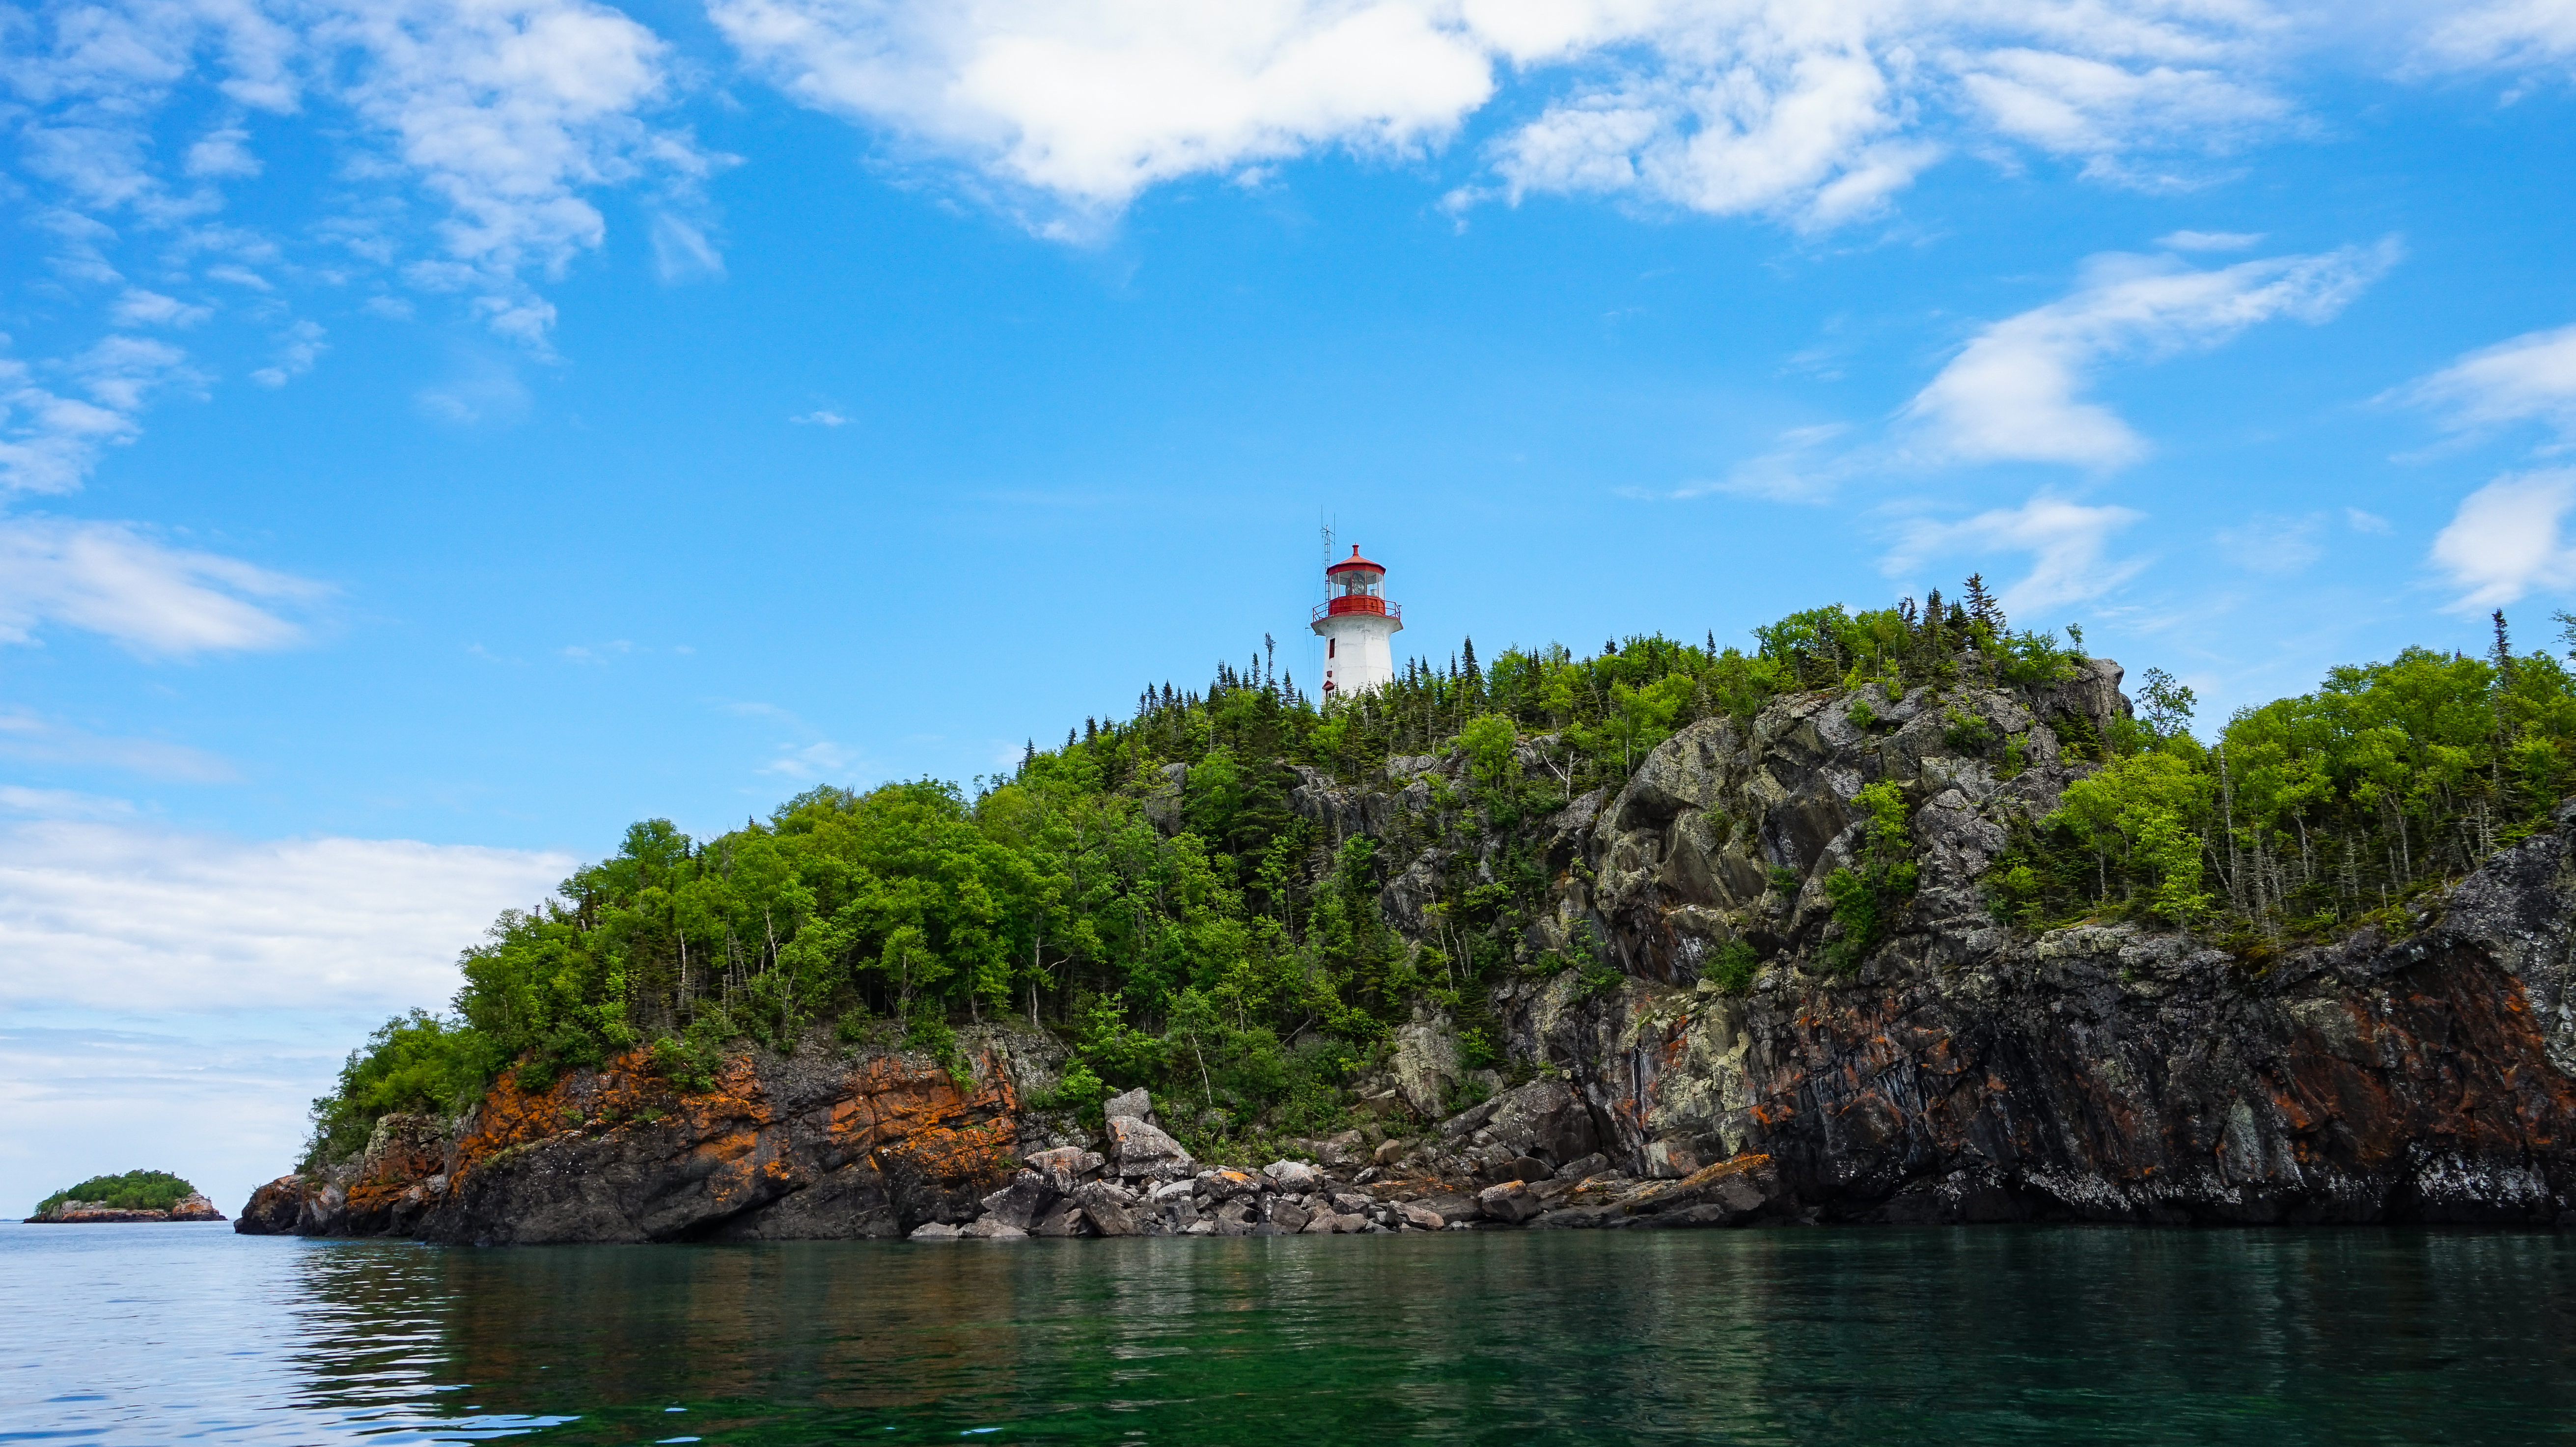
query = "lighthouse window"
xmin=1329 ymin=639 xmax=1336 ymax=658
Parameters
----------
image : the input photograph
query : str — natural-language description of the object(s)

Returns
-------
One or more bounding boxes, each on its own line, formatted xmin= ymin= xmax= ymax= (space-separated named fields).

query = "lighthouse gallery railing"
xmin=1313 ymin=597 xmax=1400 ymax=623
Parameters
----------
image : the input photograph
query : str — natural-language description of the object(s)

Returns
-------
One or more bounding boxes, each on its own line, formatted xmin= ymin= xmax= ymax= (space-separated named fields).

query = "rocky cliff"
xmin=247 ymin=662 xmax=2576 ymax=1240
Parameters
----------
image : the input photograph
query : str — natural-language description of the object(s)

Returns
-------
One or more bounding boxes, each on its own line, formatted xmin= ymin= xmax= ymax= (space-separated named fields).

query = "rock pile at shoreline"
xmin=912 ymin=1083 xmax=1789 ymax=1239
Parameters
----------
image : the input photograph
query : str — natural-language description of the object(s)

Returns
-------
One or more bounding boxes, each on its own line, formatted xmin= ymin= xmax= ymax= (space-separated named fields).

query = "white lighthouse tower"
xmin=1311 ymin=545 xmax=1403 ymax=699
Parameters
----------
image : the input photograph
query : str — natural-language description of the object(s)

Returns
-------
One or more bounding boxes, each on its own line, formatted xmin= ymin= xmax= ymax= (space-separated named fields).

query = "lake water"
xmin=5 ymin=1222 xmax=2575 ymax=1445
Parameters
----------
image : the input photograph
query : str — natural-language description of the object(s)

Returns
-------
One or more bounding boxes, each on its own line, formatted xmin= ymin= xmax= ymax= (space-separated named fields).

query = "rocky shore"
xmin=911 ymin=1085 xmax=1783 ymax=1239
xmin=242 ymin=660 xmax=2576 ymax=1241
xmin=26 ymin=1194 xmax=223 ymax=1224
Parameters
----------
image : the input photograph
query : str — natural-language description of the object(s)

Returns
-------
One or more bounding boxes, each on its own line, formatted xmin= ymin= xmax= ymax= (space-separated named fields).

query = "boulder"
xmin=1032 ymin=1205 xmax=1094 ymax=1238
xmin=1262 ymin=1160 xmax=1325 ymax=1191
xmin=1476 ymin=1181 xmax=1544 ymax=1224
xmin=1103 ymin=1087 xmax=1154 ymax=1122
xmin=1371 ymin=1138 xmax=1412 ymax=1167
xmin=1076 ymin=1180 xmax=1142 ymax=1237
xmin=961 ymin=1217 xmax=1028 ymax=1239
xmin=1329 ymin=1191 xmax=1372 ymax=1214
xmin=1412 ymin=1191 xmax=1482 ymax=1225
xmin=1270 ymin=1200 xmax=1311 ymax=1233
xmin=1554 ymin=1153 xmax=1610 ymax=1181
xmin=1197 ymin=1167 xmax=1263 ymax=1200
xmin=1105 ymin=1115 xmax=1191 ymax=1180
xmin=1474 ymin=1079 xmax=1601 ymax=1168
xmin=1026 ymin=1146 xmax=1106 ymax=1194
xmin=1398 ymin=1203 xmax=1446 ymax=1231
xmin=168 ymin=1193 xmax=225 ymax=1222
xmin=1392 ymin=1020 xmax=1462 ymax=1119
xmin=1315 ymin=1130 xmax=1366 ymax=1169
xmin=977 ymin=1171 xmax=1058 ymax=1230
xmin=234 ymin=1176 xmax=309 ymax=1235
xmin=909 ymin=1222 xmax=965 ymax=1240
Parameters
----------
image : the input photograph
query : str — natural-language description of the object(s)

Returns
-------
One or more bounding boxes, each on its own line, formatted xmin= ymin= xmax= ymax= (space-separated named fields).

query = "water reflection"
xmin=5 ymin=1225 xmax=2573 ymax=1445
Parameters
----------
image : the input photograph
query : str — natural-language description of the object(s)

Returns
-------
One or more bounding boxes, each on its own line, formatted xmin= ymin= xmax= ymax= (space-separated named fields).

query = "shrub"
xmin=1942 ymin=706 xmax=1997 ymax=755
xmin=1707 ymin=939 xmax=1759 ymax=994
xmin=35 ymin=1170 xmax=196 ymax=1218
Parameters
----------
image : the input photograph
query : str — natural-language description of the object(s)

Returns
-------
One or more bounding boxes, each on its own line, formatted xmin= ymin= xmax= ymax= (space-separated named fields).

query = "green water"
xmin=5 ymin=1223 xmax=2574 ymax=1443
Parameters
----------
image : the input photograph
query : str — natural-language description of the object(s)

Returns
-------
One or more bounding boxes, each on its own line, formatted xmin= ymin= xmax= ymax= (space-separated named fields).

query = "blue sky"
xmin=6 ymin=0 xmax=2576 ymax=1211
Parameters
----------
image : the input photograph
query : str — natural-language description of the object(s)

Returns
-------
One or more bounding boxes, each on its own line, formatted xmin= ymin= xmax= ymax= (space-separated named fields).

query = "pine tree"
xmin=1963 ymin=573 xmax=2004 ymax=633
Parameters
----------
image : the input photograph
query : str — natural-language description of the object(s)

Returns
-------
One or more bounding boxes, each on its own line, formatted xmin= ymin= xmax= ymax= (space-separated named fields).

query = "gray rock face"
xmin=1391 ymin=1018 xmax=1461 ymax=1119
xmin=1105 ymin=1115 xmax=1191 ymax=1179
xmin=1102 ymin=1088 xmax=1153 ymax=1122
xmin=978 ymin=1171 xmax=1057 ymax=1230
xmin=1262 ymin=1160 xmax=1325 ymax=1191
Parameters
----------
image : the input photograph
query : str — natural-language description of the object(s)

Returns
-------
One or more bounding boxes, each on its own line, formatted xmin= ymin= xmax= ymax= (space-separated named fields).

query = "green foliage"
xmin=305 ymin=1009 xmax=497 ymax=1168
xmin=1823 ymin=781 xmax=1920 ymax=972
xmin=289 ymin=577 xmax=2252 ymax=1157
xmin=2006 ymin=630 xmax=2576 ymax=941
xmin=1942 ymin=706 xmax=1998 ymax=755
xmin=35 ymin=1169 xmax=197 ymax=1217
xmin=1706 ymin=939 xmax=1760 ymax=994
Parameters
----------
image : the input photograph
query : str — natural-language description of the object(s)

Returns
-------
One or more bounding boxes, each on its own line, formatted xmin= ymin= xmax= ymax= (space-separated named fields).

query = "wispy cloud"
xmin=0 ymin=708 xmax=235 ymax=783
xmin=2156 ymin=229 xmax=2264 ymax=251
xmin=0 ymin=819 xmax=572 ymax=1013
xmin=2214 ymin=511 xmax=2324 ymax=575
xmin=2397 ymin=321 xmax=2576 ymax=442
xmin=1883 ymin=494 xmax=2147 ymax=616
xmin=1659 ymin=423 xmax=1852 ymax=503
xmin=2417 ymin=0 xmax=2576 ymax=72
xmin=1901 ymin=239 xmax=2398 ymax=468
xmin=791 ymin=409 xmax=849 ymax=427
xmin=0 ymin=517 xmax=327 ymax=657
xmin=2429 ymin=470 xmax=2576 ymax=609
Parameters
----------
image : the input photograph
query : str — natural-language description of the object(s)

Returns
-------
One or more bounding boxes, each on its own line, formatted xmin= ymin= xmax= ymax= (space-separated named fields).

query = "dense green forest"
xmin=33 ymin=1169 xmax=198 ymax=1217
xmin=305 ymin=587 xmax=2576 ymax=1169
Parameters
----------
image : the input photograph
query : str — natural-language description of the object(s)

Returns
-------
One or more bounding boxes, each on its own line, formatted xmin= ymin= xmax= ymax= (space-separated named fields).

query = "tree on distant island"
xmin=33 ymin=1170 xmax=199 ymax=1218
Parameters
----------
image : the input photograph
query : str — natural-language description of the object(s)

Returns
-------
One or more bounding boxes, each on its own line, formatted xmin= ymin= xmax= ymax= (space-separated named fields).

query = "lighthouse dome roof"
xmin=1326 ymin=546 xmax=1385 ymax=576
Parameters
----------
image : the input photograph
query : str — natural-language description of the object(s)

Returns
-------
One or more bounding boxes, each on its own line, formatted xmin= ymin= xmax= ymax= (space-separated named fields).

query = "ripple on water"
xmin=2 ymin=1223 xmax=2574 ymax=1444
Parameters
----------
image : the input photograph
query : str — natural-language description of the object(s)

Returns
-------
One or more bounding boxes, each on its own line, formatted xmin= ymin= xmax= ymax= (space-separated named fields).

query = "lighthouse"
xmin=1311 ymin=545 xmax=1403 ymax=698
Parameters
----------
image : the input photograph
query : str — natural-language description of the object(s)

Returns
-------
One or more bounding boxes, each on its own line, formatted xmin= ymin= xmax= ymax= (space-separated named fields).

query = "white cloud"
xmin=2214 ymin=510 xmax=2323 ymax=575
xmin=2419 ymin=0 xmax=2576 ymax=71
xmin=110 ymin=289 xmax=213 ymax=328
xmin=2399 ymin=321 xmax=2576 ymax=440
xmin=1883 ymin=493 xmax=2146 ymax=616
xmin=2156 ymin=229 xmax=2264 ymax=251
xmin=0 ymin=516 xmax=326 ymax=656
xmin=2345 ymin=507 xmax=2391 ymax=534
xmin=1957 ymin=48 xmax=2287 ymax=185
xmin=0 ymin=1022 xmax=343 ymax=1228
xmin=1902 ymin=240 xmax=2397 ymax=468
xmin=790 ymin=409 xmax=849 ymax=426
xmin=0 ymin=336 xmax=200 ymax=496
xmin=0 ymin=820 xmax=572 ymax=1012
xmin=0 ymin=785 xmax=136 ymax=820
xmin=761 ymin=740 xmax=861 ymax=779
xmin=314 ymin=0 xmax=702 ymax=344
xmin=1666 ymin=421 xmax=1850 ymax=502
xmin=2429 ymin=470 xmax=2576 ymax=609
xmin=709 ymin=0 xmax=2300 ymax=231
xmin=712 ymin=0 xmax=1496 ymax=222
xmin=249 ymin=319 xmax=326 ymax=387
xmin=0 ymin=708 xmax=237 ymax=782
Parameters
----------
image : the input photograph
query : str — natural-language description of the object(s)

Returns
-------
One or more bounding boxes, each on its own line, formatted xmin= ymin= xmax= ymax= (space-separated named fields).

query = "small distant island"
xmin=27 ymin=1170 xmax=224 ymax=1224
